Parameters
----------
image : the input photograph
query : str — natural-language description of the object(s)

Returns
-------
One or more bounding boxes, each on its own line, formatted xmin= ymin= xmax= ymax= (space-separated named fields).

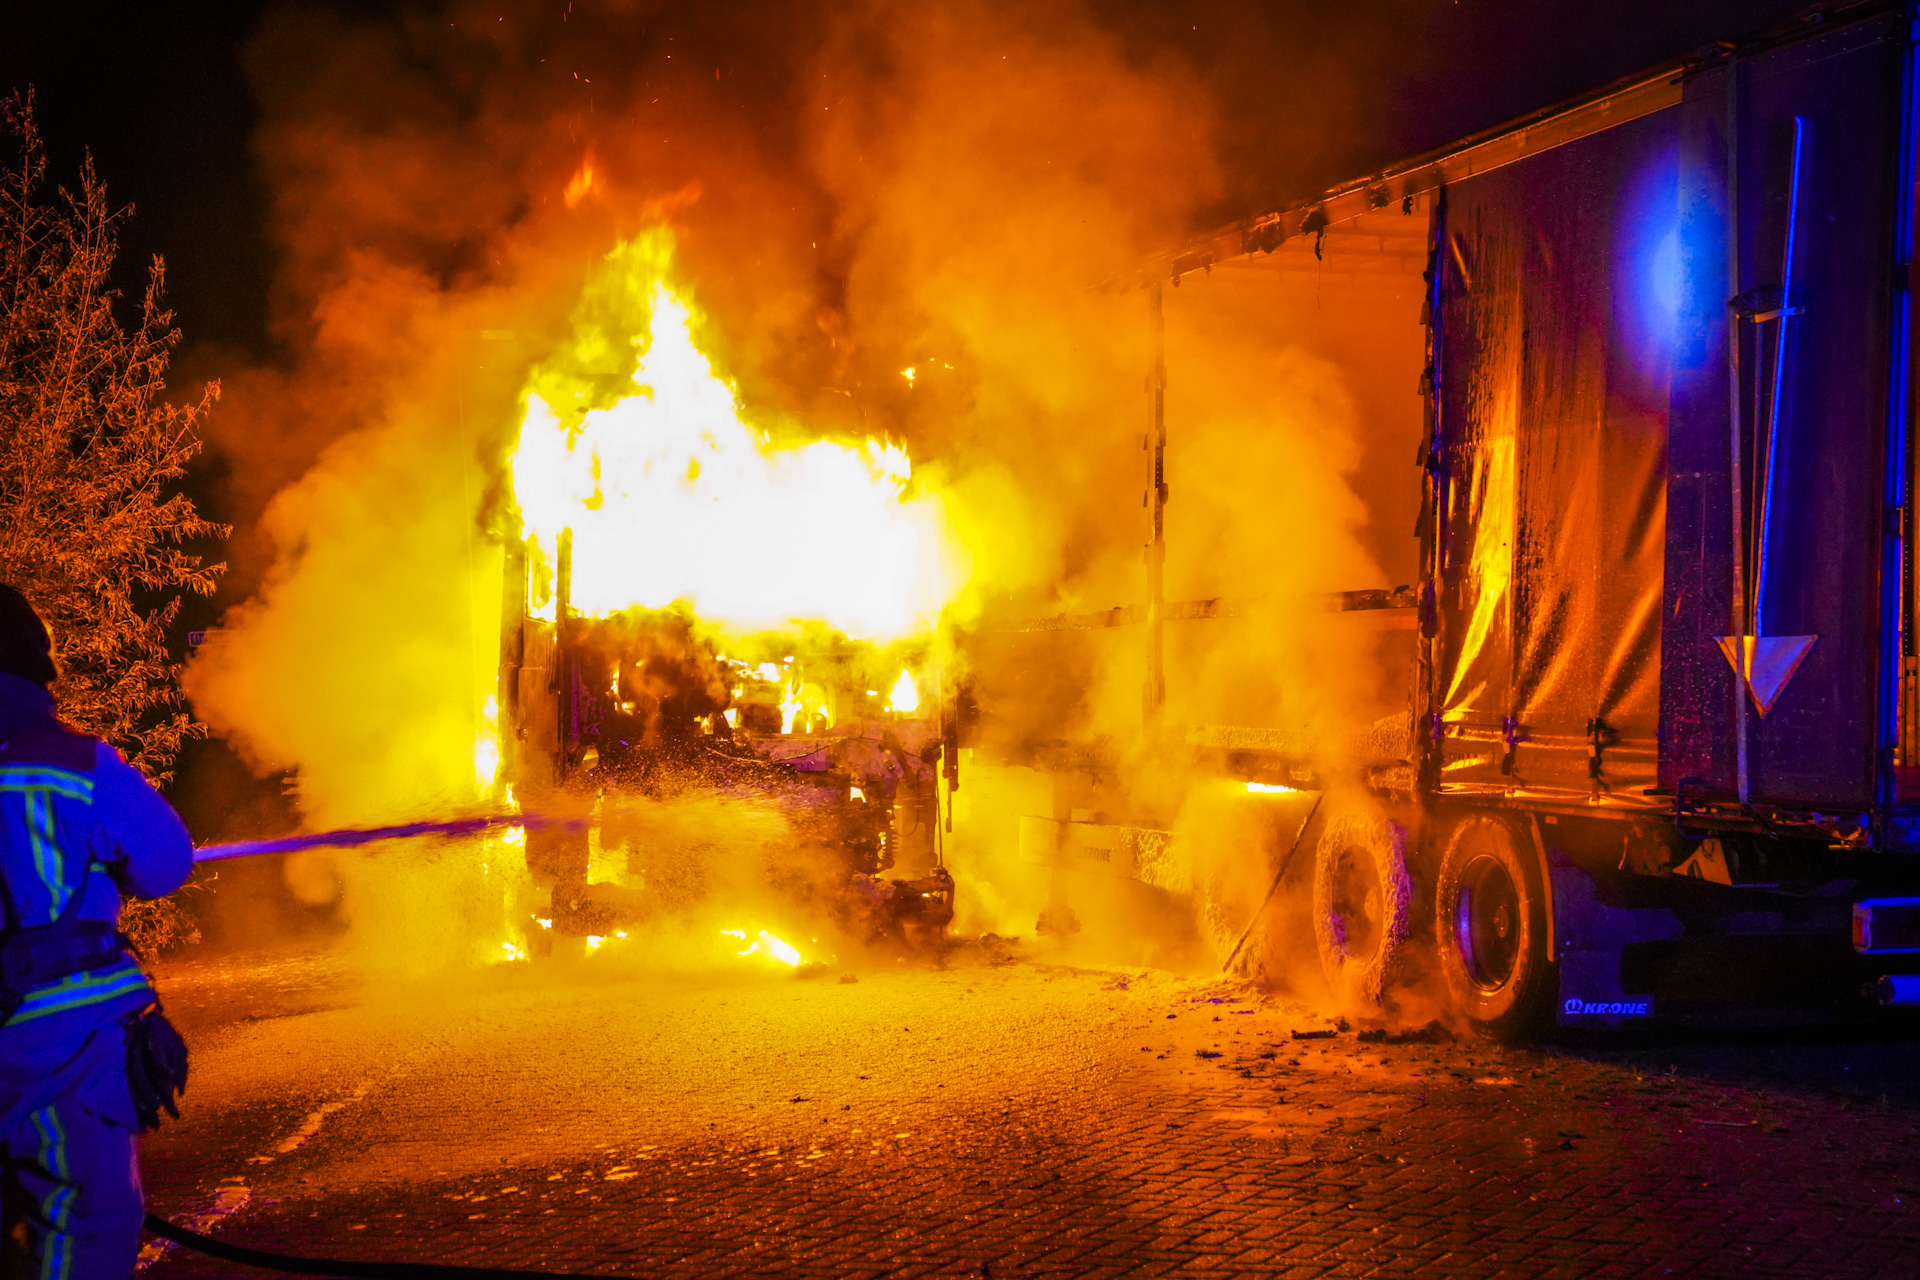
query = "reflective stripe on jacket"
xmin=0 ymin=673 xmax=193 ymax=1039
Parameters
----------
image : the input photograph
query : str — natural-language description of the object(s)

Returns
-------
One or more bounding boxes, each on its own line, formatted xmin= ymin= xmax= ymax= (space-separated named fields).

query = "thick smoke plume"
xmin=185 ymin=0 xmax=1409 ymax=981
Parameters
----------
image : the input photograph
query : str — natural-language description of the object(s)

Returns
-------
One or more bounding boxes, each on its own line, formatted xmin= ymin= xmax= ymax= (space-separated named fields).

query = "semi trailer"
xmin=975 ymin=0 xmax=1920 ymax=1032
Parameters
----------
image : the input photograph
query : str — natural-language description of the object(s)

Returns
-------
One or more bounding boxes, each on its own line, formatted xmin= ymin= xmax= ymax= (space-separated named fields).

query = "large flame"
xmin=509 ymin=230 xmax=959 ymax=640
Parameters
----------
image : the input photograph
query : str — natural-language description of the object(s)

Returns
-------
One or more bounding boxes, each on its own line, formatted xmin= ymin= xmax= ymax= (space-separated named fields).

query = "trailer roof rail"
xmin=1137 ymin=0 xmax=1902 ymax=286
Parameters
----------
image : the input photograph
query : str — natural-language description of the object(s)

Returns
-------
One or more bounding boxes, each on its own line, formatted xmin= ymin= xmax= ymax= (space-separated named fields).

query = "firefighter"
xmin=0 ymin=584 xmax=192 ymax=1279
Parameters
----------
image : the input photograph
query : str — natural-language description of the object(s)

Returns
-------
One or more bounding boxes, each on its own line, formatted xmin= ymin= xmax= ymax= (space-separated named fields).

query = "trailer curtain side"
xmin=1430 ymin=14 xmax=1905 ymax=814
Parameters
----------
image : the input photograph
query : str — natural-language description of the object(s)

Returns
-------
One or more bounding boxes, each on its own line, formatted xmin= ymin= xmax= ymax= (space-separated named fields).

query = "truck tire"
xmin=1312 ymin=810 xmax=1412 ymax=1008
xmin=1434 ymin=813 xmax=1551 ymax=1038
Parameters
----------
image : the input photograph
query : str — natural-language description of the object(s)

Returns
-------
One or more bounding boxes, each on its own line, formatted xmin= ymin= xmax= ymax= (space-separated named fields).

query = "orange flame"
xmin=563 ymin=153 xmax=597 ymax=209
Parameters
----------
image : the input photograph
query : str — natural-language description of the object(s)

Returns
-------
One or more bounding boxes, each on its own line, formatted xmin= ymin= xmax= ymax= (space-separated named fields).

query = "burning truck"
xmin=488 ymin=232 xmax=960 ymax=957
xmin=972 ymin=0 xmax=1920 ymax=1031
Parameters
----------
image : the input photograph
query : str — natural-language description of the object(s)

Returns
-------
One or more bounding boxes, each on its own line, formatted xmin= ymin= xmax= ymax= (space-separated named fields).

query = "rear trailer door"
xmin=1664 ymin=17 xmax=1904 ymax=813
xmin=1430 ymin=13 xmax=1905 ymax=814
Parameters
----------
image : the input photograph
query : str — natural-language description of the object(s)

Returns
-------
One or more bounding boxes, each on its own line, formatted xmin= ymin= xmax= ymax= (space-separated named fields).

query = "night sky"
xmin=4 ymin=0 xmax=1814 ymax=372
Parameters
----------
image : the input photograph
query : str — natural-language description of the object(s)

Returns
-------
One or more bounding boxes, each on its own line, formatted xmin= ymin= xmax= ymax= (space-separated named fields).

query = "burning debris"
xmin=503 ymin=613 xmax=960 ymax=960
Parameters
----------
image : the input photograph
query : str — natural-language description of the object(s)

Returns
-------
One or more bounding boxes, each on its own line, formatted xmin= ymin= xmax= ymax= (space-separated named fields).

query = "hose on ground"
xmin=143 ymin=1213 xmax=627 ymax=1279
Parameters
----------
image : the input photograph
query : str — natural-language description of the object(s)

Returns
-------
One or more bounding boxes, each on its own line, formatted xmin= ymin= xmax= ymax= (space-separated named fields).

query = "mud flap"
xmin=1550 ymin=853 xmax=1680 ymax=1025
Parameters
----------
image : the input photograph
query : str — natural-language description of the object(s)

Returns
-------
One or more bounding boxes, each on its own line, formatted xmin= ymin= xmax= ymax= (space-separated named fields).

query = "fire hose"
xmin=157 ymin=812 xmax=618 ymax=1276
xmin=143 ymin=1212 xmax=626 ymax=1278
xmin=191 ymin=812 xmax=590 ymax=863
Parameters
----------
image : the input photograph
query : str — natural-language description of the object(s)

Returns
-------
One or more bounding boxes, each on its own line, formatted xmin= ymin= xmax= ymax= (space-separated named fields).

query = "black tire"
xmin=1312 ymin=810 xmax=1412 ymax=1009
xmin=1434 ymin=813 xmax=1553 ymax=1039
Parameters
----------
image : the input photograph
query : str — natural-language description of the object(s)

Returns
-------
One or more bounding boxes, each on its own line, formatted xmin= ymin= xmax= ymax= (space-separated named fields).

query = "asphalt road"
xmin=132 ymin=941 xmax=1920 ymax=1279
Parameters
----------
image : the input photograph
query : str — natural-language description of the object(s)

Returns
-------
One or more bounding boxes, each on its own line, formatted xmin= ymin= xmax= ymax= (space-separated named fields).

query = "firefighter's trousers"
xmin=0 ymin=1020 xmax=142 ymax=1280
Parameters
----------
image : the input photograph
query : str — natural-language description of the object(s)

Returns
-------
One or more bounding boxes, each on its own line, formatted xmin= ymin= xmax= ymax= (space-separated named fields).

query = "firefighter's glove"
xmin=126 ymin=1006 xmax=190 ymax=1131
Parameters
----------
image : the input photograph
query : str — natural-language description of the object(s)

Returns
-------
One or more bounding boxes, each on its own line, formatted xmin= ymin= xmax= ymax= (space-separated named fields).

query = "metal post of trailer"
xmin=1145 ymin=281 xmax=1168 ymax=732
xmin=1878 ymin=10 xmax=1920 ymax=828
xmin=1718 ymin=118 xmax=1820 ymax=727
xmin=1725 ymin=57 xmax=1751 ymax=804
xmin=1417 ymin=188 xmax=1448 ymax=798
xmin=499 ymin=538 xmax=528 ymax=778
xmin=554 ymin=526 xmax=574 ymax=780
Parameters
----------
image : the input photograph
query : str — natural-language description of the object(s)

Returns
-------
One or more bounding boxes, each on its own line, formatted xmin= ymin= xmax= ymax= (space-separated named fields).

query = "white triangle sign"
xmin=1716 ymin=635 xmax=1817 ymax=717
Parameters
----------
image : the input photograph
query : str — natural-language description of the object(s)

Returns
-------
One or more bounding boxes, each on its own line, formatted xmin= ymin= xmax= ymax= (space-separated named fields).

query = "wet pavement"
xmin=133 ymin=943 xmax=1920 ymax=1279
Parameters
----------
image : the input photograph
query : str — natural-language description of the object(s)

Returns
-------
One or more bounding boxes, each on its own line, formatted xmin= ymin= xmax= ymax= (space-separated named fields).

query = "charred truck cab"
xmin=495 ymin=534 xmax=958 ymax=949
xmin=977 ymin=2 xmax=1920 ymax=1031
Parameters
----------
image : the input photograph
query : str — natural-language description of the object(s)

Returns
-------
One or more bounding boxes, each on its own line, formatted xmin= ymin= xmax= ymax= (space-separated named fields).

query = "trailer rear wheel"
xmin=1312 ymin=811 xmax=1412 ymax=1008
xmin=1435 ymin=814 xmax=1551 ymax=1038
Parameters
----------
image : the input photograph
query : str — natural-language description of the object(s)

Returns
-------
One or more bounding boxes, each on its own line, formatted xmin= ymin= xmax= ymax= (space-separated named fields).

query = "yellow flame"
xmin=780 ymin=679 xmax=803 ymax=735
xmin=734 ymin=929 xmax=802 ymax=966
xmin=775 ymin=674 xmax=832 ymax=736
xmin=509 ymin=230 xmax=959 ymax=640
xmin=1244 ymin=781 xmax=1300 ymax=794
xmin=473 ymin=695 xmax=500 ymax=788
xmin=887 ymin=668 xmax=920 ymax=714
xmin=500 ymin=941 xmax=526 ymax=962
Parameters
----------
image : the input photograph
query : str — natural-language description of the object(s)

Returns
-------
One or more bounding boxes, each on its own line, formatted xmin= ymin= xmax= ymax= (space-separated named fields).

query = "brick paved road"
xmin=134 ymin=944 xmax=1920 ymax=1279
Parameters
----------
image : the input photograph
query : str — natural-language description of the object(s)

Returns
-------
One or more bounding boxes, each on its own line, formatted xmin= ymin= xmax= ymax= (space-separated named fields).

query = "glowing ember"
xmin=1244 ymin=781 xmax=1300 ymax=795
xmin=509 ymin=229 xmax=961 ymax=639
xmin=500 ymin=941 xmax=526 ymax=962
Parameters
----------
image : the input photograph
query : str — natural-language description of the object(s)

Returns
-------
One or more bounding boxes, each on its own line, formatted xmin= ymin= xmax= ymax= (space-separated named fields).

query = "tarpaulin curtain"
xmin=1436 ymin=112 xmax=1674 ymax=801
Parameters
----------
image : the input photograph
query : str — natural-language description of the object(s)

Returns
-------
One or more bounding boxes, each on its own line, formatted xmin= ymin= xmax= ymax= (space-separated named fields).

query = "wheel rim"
xmin=1453 ymin=852 xmax=1522 ymax=991
xmin=1327 ymin=843 xmax=1382 ymax=964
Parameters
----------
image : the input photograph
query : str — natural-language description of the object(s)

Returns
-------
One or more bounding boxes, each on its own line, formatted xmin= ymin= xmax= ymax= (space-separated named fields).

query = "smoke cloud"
xmin=184 ymin=0 xmax=1419 ymax=990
